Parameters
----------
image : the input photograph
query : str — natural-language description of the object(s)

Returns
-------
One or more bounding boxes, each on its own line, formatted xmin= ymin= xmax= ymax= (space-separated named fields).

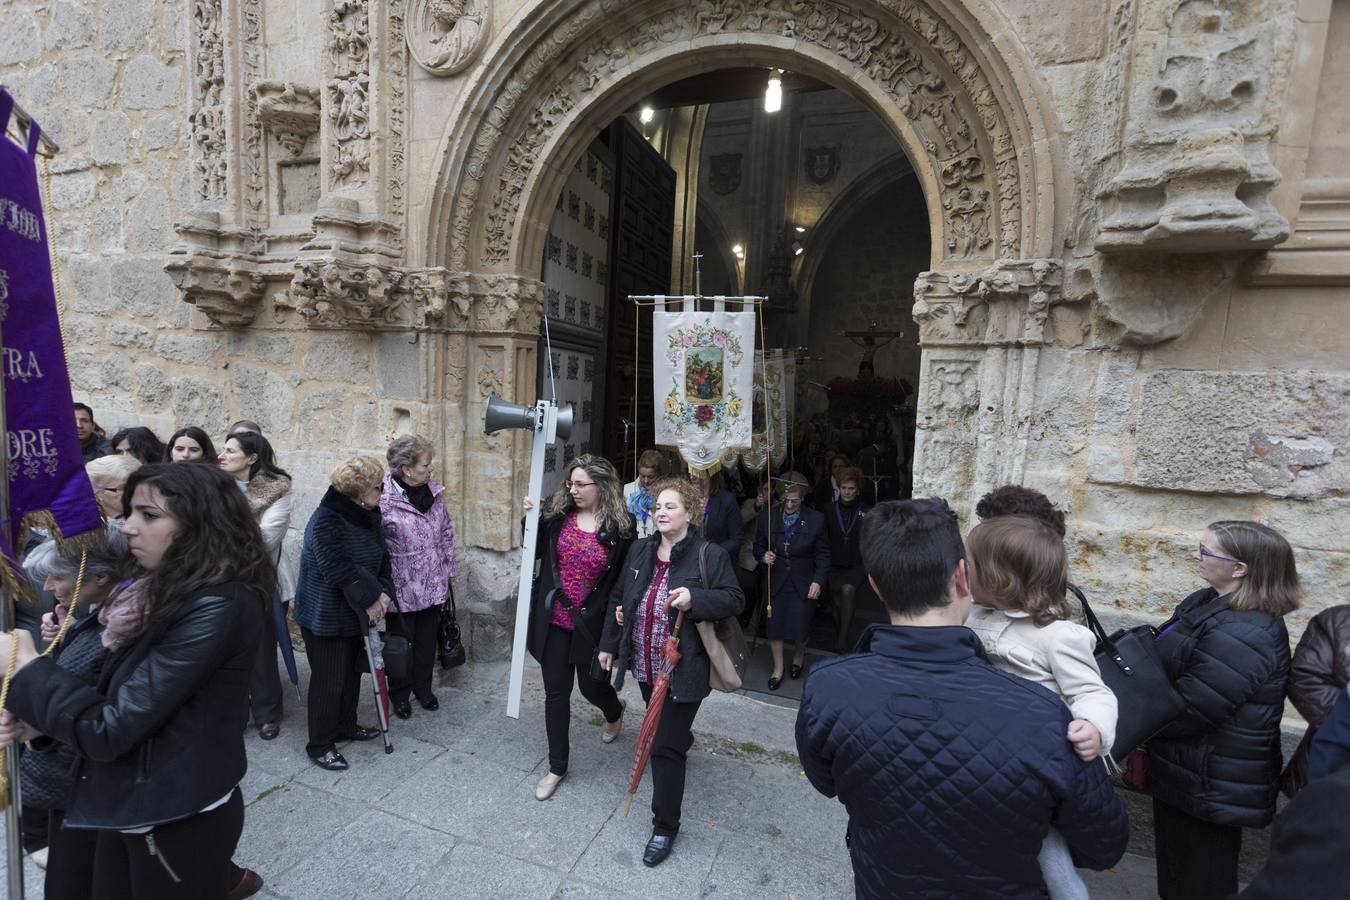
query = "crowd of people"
xmin=0 ymin=403 xmax=1340 ymax=898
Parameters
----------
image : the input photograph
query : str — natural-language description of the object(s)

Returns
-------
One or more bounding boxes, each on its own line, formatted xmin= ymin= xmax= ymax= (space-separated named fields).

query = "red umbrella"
xmin=625 ymin=604 xmax=686 ymax=815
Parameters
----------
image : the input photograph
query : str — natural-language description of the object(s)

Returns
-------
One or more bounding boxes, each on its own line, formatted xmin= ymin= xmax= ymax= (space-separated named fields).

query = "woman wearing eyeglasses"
xmin=85 ymin=453 xmax=143 ymax=522
xmin=1148 ymin=521 xmax=1299 ymax=900
xmin=525 ymin=454 xmax=635 ymax=801
xmin=754 ymin=471 xmax=830 ymax=690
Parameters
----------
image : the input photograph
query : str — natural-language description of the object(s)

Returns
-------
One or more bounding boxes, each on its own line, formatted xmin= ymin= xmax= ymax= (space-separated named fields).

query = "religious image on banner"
xmin=0 ymin=90 xmax=103 ymax=596
xmin=738 ymin=350 xmax=792 ymax=472
xmin=654 ymin=306 xmax=755 ymax=472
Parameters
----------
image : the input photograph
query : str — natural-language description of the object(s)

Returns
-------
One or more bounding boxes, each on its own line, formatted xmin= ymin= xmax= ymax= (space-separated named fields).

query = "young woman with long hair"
xmin=218 ymin=430 xmax=295 ymax=741
xmin=1149 ymin=520 xmax=1299 ymax=900
xmin=164 ymin=426 xmax=219 ymax=465
xmin=524 ymin=454 xmax=634 ymax=801
xmin=0 ymin=463 xmax=274 ymax=898
xmin=110 ymin=426 xmax=167 ymax=466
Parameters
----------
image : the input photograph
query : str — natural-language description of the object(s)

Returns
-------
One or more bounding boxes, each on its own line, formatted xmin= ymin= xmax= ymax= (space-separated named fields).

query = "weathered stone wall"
xmin=2 ymin=0 xmax=1346 ymax=655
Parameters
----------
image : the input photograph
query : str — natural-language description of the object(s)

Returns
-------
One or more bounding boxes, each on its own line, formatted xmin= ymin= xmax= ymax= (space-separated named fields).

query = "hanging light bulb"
xmin=732 ymin=243 xmax=745 ymax=260
xmin=639 ymin=106 xmax=654 ymax=124
xmin=764 ymin=70 xmax=782 ymax=113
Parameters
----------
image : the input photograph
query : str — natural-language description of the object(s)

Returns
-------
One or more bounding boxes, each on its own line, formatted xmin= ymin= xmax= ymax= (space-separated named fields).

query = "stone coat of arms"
xmin=805 ymin=145 xmax=840 ymax=185
xmin=708 ymin=153 xmax=742 ymax=196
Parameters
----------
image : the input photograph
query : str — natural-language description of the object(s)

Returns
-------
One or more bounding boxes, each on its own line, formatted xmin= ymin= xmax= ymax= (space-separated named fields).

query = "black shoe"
xmin=341 ymin=726 xmax=382 ymax=741
xmin=767 ymin=675 xmax=782 ymax=691
xmin=417 ymin=694 xmax=439 ymax=711
xmin=642 ymin=832 xmax=676 ymax=867
xmin=790 ymin=663 xmax=804 ymax=680
xmin=312 ymin=750 xmax=348 ymax=771
xmin=393 ymin=700 xmax=413 ymax=720
xmin=257 ymin=722 xmax=280 ymax=741
xmin=226 ymin=867 xmax=264 ymax=900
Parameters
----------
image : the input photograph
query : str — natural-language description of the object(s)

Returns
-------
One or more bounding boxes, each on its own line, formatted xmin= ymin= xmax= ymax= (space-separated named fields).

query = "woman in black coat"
xmin=292 ymin=456 xmax=393 ymax=771
xmin=754 ymin=471 xmax=830 ymax=689
xmin=823 ymin=467 xmax=869 ymax=653
xmin=525 ymin=454 xmax=635 ymax=802
xmin=1148 ymin=520 xmax=1299 ymax=900
xmin=598 ymin=478 xmax=743 ymax=867
xmin=0 ymin=463 xmax=273 ymax=899
xmin=693 ymin=469 xmax=742 ymax=562
xmin=1282 ymin=603 xmax=1350 ymax=795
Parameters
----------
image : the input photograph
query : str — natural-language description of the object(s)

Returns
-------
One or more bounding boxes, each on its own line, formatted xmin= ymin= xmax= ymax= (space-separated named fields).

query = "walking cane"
xmin=362 ymin=628 xmax=394 ymax=754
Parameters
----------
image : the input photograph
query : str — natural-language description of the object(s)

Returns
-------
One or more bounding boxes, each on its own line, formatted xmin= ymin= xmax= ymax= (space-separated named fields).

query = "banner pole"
xmin=0 ymin=301 xmax=25 ymax=898
xmin=505 ymin=402 xmax=552 ymax=719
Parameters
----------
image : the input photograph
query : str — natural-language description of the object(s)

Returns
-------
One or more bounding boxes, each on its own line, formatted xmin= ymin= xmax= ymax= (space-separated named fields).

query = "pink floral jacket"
xmin=379 ymin=473 xmax=459 ymax=613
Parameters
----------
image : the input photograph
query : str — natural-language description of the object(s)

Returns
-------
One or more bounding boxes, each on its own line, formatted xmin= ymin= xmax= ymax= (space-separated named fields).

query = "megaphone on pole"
xmin=483 ymin=393 xmax=573 ymax=719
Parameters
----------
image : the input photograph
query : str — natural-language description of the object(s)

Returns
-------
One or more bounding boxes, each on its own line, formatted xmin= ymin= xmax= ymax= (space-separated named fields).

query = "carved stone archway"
xmin=419 ymin=0 xmax=1068 ymax=551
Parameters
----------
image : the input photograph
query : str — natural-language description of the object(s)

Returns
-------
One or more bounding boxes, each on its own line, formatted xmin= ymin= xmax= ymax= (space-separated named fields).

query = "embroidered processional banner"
xmin=737 ymin=350 xmax=792 ymax=472
xmin=0 ymin=90 xmax=103 ymax=594
xmin=653 ymin=302 xmax=755 ymax=472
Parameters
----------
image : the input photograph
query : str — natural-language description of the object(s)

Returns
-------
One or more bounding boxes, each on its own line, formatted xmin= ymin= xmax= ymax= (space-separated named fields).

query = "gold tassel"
xmin=0 ymin=628 xmax=22 ymax=812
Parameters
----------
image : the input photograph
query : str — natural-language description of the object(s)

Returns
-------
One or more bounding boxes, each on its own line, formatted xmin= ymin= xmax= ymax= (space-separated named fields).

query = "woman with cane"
xmin=754 ymin=471 xmax=830 ymax=689
xmin=598 ymin=478 xmax=743 ymax=866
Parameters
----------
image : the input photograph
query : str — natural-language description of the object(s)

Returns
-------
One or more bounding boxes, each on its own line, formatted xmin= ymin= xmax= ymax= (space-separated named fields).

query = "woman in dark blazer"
xmin=292 ymin=456 xmax=392 ymax=771
xmin=754 ymin=470 xmax=830 ymax=689
xmin=598 ymin=478 xmax=743 ymax=867
xmin=823 ymin=466 xmax=869 ymax=653
xmin=525 ymin=454 xmax=635 ymax=802
xmin=0 ymin=463 xmax=272 ymax=898
xmin=693 ymin=469 xmax=742 ymax=563
xmin=1148 ymin=520 xmax=1299 ymax=900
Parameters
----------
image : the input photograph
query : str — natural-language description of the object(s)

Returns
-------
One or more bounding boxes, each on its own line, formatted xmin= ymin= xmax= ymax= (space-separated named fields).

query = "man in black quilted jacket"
xmin=795 ymin=499 xmax=1128 ymax=899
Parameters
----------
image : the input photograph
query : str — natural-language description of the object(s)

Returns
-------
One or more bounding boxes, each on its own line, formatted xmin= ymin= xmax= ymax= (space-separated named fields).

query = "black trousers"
xmin=248 ymin=602 xmax=283 ymax=725
xmin=45 ymin=809 xmax=99 ymax=900
xmin=302 ymin=628 xmax=364 ymax=759
xmin=90 ymin=789 xmax=243 ymax=900
xmin=386 ymin=606 xmax=440 ymax=704
xmin=1152 ymin=796 xmax=1242 ymax=900
xmin=638 ymin=682 xmax=702 ymax=836
xmin=540 ymin=624 xmax=623 ymax=776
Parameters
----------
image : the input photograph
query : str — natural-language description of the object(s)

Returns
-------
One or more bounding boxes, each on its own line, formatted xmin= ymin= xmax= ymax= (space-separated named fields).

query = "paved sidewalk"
xmin=2 ymin=657 xmax=1165 ymax=899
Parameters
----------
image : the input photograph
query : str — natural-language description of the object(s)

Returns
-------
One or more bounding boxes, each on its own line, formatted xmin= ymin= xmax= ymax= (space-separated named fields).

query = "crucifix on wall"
xmin=841 ymin=321 xmax=903 ymax=377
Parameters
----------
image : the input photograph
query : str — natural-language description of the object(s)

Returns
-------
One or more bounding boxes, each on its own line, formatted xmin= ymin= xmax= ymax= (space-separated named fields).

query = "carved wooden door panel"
xmin=601 ymin=118 xmax=675 ymax=477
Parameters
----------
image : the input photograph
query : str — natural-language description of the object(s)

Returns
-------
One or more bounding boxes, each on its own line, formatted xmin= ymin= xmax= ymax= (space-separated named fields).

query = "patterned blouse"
xmin=550 ymin=514 xmax=610 ymax=631
xmin=632 ymin=558 xmax=672 ymax=684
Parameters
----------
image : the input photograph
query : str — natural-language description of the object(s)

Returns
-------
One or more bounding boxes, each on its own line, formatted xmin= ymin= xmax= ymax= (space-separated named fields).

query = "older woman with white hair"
xmin=380 ymin=434 xmax=458 ymax=719
xmin=85 ymin=453 xmax=142 ymax=521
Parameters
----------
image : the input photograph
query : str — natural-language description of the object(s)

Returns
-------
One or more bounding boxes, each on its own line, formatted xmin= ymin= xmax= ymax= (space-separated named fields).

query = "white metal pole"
xmin=505 ymin=402 xmax=554 ymax=719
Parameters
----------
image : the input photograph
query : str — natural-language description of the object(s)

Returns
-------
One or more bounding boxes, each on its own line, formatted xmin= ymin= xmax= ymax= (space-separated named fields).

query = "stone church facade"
xmin=1 ymin=0 xmax=1345 ymax=654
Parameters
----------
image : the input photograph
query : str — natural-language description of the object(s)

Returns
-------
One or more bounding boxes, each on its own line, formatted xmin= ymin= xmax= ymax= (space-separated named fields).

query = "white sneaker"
xmin=32 ymin=847 xmax=48 ymax=870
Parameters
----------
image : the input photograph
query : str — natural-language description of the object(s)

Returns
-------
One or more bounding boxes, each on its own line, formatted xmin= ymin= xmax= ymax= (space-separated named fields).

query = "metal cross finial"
xmin=692 ymin=252 xmax=703 ymax=297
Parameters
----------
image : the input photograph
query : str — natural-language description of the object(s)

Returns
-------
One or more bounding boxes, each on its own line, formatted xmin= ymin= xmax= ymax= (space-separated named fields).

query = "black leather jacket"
xmin=6 ymin=582 xmax=264 ymax=830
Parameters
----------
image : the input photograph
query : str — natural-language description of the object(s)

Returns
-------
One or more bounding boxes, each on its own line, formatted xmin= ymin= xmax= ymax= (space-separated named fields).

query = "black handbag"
xmin=552 ymin=589 xmax=611 ymax=686
xmin=437 ymin=582 xmax=467 ymax=670
xmin=381 ymin=599 xmax=412 ymax=683
xmin=1075 ymin=585 xmax=1186 ymax=760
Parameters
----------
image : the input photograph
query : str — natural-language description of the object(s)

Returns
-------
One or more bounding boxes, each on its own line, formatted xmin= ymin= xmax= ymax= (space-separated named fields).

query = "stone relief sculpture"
xmin=326 ymin=0 xmax=373 ymax=187
xmin=466 ymin=0 xmax=1022 ymax=269
xmin=190 ymin=0 xmax=227 ymax=202
xmin=408 ymin=0 xmax=489 ymax=76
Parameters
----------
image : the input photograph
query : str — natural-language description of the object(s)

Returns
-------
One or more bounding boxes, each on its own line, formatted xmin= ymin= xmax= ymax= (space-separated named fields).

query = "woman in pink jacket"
xmin=380 ymin=434 xmax=459 ymax=719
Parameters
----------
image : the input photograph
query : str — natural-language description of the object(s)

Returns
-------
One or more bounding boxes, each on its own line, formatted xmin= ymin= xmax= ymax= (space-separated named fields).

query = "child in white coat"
xmin=964 ymin=515 xmax=1118 ymax=900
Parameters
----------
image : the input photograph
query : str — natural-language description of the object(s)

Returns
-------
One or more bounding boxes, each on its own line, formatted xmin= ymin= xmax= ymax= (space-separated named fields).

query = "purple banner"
xmin=0 ymin=89 xmax=102 ymax=571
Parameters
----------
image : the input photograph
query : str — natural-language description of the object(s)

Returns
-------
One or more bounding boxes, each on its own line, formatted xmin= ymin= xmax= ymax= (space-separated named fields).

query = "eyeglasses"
xmin=1198 ymin=544 xmax=1239 ymax=563
xmin=97 ymin=485 xmax=123 ymax=495
xmin=568 ymin=481 xmax=596 ymax=489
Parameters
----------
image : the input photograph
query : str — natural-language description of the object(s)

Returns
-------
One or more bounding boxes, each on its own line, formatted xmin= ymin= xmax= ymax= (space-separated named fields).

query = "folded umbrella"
xmin=272 ymin=597 xmax=300 ymax=702
xmin=362 ymin=627 xmax=394 ymax=754
xmin=626 ymin=603 xmax=686 ymax=815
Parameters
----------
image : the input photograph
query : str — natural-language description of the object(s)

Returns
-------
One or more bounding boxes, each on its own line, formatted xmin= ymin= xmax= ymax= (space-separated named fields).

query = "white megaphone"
xmin=484 ymin=393 xmax=573 ymax=721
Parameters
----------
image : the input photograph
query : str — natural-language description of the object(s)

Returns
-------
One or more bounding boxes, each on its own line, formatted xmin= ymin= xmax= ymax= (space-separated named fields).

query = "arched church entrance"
xmin=422 ymin=0 xmax=1064 ymax=666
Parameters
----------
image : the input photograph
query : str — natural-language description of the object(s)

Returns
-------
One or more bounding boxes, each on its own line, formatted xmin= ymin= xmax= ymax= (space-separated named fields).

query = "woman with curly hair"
xmin=524 ymin=454 xmax=635 ymax=801
xmin=598 ymin=478 xmax=743 ymax=866
xmin=0 ymin=463 xmax=274 ymax=897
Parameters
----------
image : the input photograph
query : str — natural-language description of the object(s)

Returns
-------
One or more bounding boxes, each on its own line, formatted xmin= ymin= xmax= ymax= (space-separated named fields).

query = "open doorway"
xmin=537 ymin=67 xmax=930 ymax=698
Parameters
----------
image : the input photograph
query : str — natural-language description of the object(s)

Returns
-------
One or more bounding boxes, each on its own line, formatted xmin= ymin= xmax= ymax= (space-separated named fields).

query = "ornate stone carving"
xmin=461 ymin=0 xmax=1024 ymax=268
xmin=165 ymin=255 xmax=267 ymax=328
xmin=255 ymin=81 xmax=322 ymax=155
xmin=912 ymin=259 xmax=1064 ymax=346
xmin=189 ymin=0 xmax=227 ymax=201
xmin=388 ymin=0 xmax=410 ymax=234
xmin=240 ymin=0 xmax=265 ymax=217
xmin=289 ymin=258 xmax=409 ymax=327
xmin=326 ymin=0 xmax=372 ymax=188
xmin=408 ymin=0 xmax=488 ymax=76
xmin=1095 ymin=0 xmax=1293 ymax=254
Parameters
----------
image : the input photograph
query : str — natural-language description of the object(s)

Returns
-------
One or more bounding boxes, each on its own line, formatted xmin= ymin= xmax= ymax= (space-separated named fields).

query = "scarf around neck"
xmin=99 ymin=576 xmax=154 ymax=651
xmin=628 ymin=483 xmax=653 ymax=523
xmin=394 ymin=475 xmax=436 ymax=514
